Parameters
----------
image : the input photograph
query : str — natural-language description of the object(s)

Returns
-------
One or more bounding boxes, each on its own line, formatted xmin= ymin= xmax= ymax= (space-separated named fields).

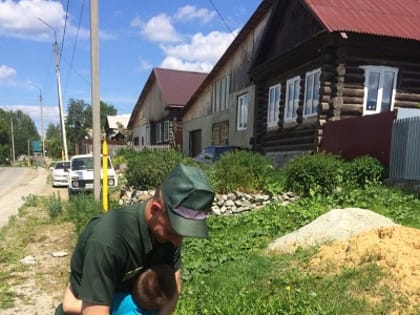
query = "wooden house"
xmin=181 ymin=0 xmax=273 ymax=158
xmin=250 ymin=0 xmax=420 ymax=166
xmin=127 ymin=68 xmax=207 ymax=150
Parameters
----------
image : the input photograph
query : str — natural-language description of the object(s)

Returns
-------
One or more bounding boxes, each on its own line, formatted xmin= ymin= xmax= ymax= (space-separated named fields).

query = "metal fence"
xmin=389 ymin=116 xmax=420 ymax=180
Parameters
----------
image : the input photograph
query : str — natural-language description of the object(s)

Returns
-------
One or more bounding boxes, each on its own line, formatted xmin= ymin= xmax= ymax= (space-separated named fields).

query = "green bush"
xmin=284 ymin=153 xmax=345 ymax=197
xmin=345 ymin=155 xmax=385 ymax=188
xmin=209 ymin=150 xmax=274 ymax=193
xmin=66 ymin=194 xmax=103 ymax=233
xmin=46 ymin=193 xmax=64 ymax=218
xmin=125 ymin=149 xmax=193 ymax=189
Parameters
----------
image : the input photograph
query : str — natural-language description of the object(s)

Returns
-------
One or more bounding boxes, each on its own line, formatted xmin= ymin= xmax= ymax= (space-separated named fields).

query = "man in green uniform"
xmin=56 ymin=163 xmax=215 ymax=315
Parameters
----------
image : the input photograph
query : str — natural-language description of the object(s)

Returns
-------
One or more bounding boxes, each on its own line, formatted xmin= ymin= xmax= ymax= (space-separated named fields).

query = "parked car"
xmin=193 ymin=145 xmax=243 ymax=163
xmin=51 ymin=160 xmax=70 ymax=187
xmin=68 ymin=154 xmax=118 ymax=196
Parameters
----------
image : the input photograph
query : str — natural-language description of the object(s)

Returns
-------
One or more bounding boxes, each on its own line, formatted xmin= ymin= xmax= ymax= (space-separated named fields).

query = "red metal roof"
xmin=154 ymin=68 xmax=207 ymax=106
xmin=305 ymin=0 xmax=420 ymax=41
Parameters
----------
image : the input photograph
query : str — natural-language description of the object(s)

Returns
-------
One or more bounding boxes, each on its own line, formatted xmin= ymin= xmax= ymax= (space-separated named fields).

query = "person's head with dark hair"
xmin=132 ymin=264 xmax=177 ymax=311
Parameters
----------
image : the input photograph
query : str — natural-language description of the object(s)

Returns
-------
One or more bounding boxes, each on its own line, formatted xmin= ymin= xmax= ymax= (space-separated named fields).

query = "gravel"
xmin=267 ymin=208 xmax=398 ymax=252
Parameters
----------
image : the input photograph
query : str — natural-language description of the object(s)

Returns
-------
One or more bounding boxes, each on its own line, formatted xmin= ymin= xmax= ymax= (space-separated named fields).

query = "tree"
xmin=45 ymin=123 xmax=62 ymax=159
xmin=0 ymin=108 xmax=11 ymax=163
xmin=65 ymin=98 xmax=89 ymax=154
xmin=84 ymin=100 xmax=117 ymax=130
xmin=10 ymin=110 xmax=39 ymax=158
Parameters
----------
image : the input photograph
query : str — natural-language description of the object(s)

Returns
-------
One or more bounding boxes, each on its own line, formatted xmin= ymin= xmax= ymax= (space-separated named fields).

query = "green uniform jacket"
xmin=69 ymin=202 xmax=181 ymax=306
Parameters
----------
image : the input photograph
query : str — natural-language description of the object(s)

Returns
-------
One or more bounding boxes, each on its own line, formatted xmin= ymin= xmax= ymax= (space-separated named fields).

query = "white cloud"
xmin=0 ymin=65 xmax=17 ymax=80
xmin=137 ymin=59 xmax=153 ymax=72
xmin=141 ymin=14 xmax=182 ymax=43
xmin=161 ymin=30 xmax=238 ymax=67
xmin=0 ymin=0 xmax=90 ymax=41
xmin=174 ymin=5 xmax=216 ymax=23
xmin=0 ymin=104 xmax=60 ymax=132
xmin=160 ymin=56 xmax=212 ymax=73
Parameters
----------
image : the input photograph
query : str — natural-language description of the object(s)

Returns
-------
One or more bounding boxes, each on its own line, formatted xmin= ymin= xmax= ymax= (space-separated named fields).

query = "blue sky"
xmin=0 ymin=0 xmax=260 ymax=134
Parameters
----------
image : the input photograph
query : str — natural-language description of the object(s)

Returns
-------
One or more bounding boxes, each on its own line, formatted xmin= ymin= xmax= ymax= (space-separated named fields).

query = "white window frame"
xmin=303 ymin=68 xmax=321 ymax=117
xmin=284 ymin=76 xmax=300 ymax=122
xmin=163 ymin=120 xmax=169 ymax=142
xmin=212 ymin=75 xmax=230 ymax=112
xmin=237 ymin=93 xmax=249 ymax=131
xmin=361 ymin=66 xmax=398 ymax=115
xmin=267 ymin=84 xmax=281 ymax=128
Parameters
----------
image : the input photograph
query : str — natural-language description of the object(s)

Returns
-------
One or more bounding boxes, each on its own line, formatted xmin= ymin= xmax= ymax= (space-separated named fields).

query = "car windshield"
xmin=55 ymin=162 xmax=70 ymax=170
xmin=71 ymin=157 xmax=113 ymax=170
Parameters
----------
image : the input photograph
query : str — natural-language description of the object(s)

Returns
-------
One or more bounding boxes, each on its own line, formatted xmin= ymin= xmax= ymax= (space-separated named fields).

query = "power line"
xmin=208 ymin=0 xmax=234 ymax=35
xmin=63 ymin=0 xmax=86 ymax=99
xmin=59 ymin=0 xmax=70 ymax=64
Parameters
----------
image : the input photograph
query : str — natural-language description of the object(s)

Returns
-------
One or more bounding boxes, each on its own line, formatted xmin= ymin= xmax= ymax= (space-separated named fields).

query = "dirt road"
xmin=0 ymin=167 xmax=67 ymax=228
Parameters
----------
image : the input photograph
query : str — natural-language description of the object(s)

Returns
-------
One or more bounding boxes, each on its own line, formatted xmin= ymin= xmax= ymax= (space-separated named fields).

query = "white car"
xmin=68 ymin=154 xmax=118 ymax=195
xmin=51 ymin=161 xmax=70 ymax=187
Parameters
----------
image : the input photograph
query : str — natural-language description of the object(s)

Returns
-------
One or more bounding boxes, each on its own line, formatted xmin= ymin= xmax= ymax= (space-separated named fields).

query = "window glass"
xmin=285 ymin=76 xmax=299 ymax=121
xmin=366 ymin=71 xmax=380 ymax=111
xmin=237 ymin=93 xmax=248 ymax=130
xmin=267 ymin=84 xmax=280 ymax=128
xmin=381 ymin=71 xmax=395 ymax=112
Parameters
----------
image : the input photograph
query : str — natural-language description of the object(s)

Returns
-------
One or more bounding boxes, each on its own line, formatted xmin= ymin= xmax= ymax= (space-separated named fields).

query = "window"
xmin=267 ymin=84 xmax=280 ymax=128
xmin=237 ymin=93 xmax=249 ymax=130
xmin=284 ymin=76 xmax=300 ymax=122
xmin=362 ymin=66 xmax=398 ymax=115
xmin=163 ymin=121 xmax=169 ymax=142
xmin=303 ymin=69 xmax=320 ymax=117
xmin=156 ymin=122 xmax=162 ymax=143
xmin=145 ymin=126 xmax=150 ymax=145
xmin=212 ymin=75 xmax=230 ymax=112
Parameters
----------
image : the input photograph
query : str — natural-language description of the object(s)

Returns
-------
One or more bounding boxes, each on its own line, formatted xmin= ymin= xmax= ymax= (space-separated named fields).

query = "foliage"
xmin=344 ymin=155 xmax=385 ymax=188
xmin=284 ymin=153 xmax=345 ymax=197
xmin=46 ymin=193 xmax=64 ymax=218
xmin=66 ymin=194 xmax=103 ymax=233
xmin=83 ymin=100 xmax=117 ymax=130
xmin=208 ymin=150 xmax=275 ymax=193
xmin=45 ymin=123 xmax=62 ymax=159
xmin=125 ymin=149 xmax=193 ymax=189
xmin=65 ymin=98 xmax=90 ymax=153
xmin=0 ymin=108 xmax=39 ymax=163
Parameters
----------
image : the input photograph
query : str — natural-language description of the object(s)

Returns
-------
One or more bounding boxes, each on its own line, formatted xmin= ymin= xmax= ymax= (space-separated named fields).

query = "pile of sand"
xmin=268 ymin=208 xmax=420 ymax=308
xmin=268 ymin=208 xmax=397 ymax=252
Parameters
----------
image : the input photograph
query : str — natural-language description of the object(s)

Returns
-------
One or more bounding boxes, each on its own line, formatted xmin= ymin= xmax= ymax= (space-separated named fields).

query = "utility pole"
xmin=10 ymin=117 xmax=15 ymax=166
xmin=38 ymin=18 xmax=68 ymax=161
xmin=30 ymin=83 xmax=45 ymax=159
xmin=90 ymin=0 xmax=101 ymax=201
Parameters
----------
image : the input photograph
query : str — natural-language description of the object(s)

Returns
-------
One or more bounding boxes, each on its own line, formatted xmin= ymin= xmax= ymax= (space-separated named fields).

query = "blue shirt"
xmin=111 ymin=292 xmax=157 ymax=315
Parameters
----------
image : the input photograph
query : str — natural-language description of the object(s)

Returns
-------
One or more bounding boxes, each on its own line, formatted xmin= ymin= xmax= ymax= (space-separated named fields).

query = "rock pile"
xmin=119 ymin=186 xmax=299 ymax=215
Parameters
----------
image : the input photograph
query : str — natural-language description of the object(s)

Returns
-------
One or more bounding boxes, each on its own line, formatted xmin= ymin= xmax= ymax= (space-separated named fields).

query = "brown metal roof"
xmin=127 ymin=68 xmax=207 ymax=128
xmin=305 ymin=0 xmax=420 ymax=41
xmin=154 ymin=68 xmax=207 ymax=106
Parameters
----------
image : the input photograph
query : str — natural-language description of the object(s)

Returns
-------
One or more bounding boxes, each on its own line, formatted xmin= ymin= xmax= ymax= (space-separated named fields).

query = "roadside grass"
xmin=0 ymin=182 xmax=419 ymax=313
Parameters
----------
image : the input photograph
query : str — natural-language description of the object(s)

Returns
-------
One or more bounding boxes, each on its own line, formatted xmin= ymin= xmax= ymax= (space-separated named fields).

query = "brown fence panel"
xmin=319 ymin=111 xmax=396 ymax=166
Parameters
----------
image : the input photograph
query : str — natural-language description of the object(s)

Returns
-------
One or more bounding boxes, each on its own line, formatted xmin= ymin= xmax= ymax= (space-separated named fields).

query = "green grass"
xmin=175 ymin=184 xmax=419 ymax=314
xmin=0 ymin=180 xmax=419 ymax=314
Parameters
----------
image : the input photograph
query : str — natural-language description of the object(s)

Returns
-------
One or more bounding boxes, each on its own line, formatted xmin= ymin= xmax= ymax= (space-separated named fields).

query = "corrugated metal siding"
xmin=305 ymin=0 xmax=420 ymax=41
xmin=389 ymin=117 xmax=420 ymax=180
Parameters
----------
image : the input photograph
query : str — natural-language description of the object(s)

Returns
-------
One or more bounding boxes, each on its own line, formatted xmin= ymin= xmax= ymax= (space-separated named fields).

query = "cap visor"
xmin=167 ymin=208 xmax=208 ymax=238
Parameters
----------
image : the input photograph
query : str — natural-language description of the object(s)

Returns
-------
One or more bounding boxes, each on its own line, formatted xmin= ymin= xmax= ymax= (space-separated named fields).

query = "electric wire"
xmin=59 ymin=0 xmax=70 ymax=65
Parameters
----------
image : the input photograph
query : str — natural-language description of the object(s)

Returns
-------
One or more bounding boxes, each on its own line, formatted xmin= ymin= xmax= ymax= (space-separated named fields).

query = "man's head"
xmin=161 ymin=164 xmax=214 ymax=238
xmin=132 ymin=265 xmax=177 ymax=310
xmin=147 ymin=164 xmax=214 ymax=245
